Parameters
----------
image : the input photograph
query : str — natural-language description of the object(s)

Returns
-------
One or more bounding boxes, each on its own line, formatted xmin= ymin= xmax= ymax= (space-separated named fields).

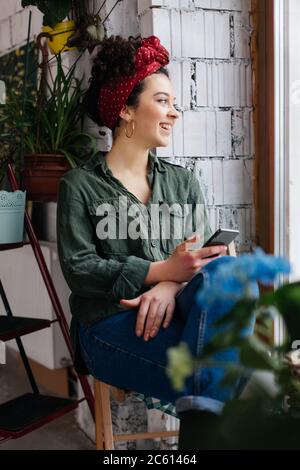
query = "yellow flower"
xmin=166 ymin=342 xmax=195 ymax=392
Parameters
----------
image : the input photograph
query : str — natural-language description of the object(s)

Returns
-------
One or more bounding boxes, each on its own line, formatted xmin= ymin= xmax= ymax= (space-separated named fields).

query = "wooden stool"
xmin=94 ymin=378 xmax=179 ymax=450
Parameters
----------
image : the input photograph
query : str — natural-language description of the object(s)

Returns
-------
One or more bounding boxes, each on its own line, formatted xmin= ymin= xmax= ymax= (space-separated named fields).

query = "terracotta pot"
xmin=21 ymin=154 xmax=71 ymax=202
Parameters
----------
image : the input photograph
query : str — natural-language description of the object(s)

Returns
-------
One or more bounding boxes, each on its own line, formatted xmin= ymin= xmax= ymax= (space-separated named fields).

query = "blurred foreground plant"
xmin=167 ymin=249 xmax=300 ymax=415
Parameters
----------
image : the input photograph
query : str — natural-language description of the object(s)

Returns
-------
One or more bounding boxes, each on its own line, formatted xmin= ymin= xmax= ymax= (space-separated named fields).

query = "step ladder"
xmin=0 ymin=164 xmax=94 ymax=443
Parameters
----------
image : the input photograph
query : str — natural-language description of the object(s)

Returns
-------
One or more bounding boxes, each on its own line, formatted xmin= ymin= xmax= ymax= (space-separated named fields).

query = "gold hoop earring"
xmin=124 ymin=120 xmax=135 ymax=138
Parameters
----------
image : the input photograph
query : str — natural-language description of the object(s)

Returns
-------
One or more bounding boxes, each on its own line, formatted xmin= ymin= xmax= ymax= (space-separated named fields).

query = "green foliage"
xmin=0 ymin=43 xmax=38 ymax=187
xmin=176 ymin=279 xmax=300 ymax=448
xmin=21 ymin=1 xmax=73 ymax=27
xmin=167 ymin=255 xmax=300 ymax=448
xmin=274 ymin=282 xmax=300 ymax=341
xmin=30 ymin=55 xmax=97 ymax=166
xmin=205 ymin=281 xmax=300 ymax=399
xmin=0 ymin=53 xmax=97 ymax=188
xmin=211 ymin=397 xmax=300 ymax=450
xmin=0 ymin=91 xmax=33 ymax=186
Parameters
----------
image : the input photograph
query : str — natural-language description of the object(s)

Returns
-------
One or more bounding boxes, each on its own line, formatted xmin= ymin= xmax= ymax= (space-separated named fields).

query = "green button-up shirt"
xmin=56 ymin=150 xmax=212 ymax=372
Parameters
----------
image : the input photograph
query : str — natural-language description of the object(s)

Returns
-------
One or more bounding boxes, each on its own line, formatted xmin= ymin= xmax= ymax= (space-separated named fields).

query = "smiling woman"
xmin=56 ymin=34 xmax=252 ymax=416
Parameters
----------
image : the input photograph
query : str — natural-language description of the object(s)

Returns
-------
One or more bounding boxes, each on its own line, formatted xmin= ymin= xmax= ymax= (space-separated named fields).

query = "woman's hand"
xmin=120 ymin=281 xmax=181 ymax=341
xmin=164 ymin=234 xmax=227 ymax=283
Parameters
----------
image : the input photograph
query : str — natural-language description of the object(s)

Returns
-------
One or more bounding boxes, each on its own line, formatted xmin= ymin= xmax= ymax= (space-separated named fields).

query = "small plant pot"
xmin=176 ymin=397 xmax=300 ymax=450
xmin=0 ymin=191 xmax=26 ymax=244
xmin=176 ymin=396 xmax=224 ymax=450
xmin=21 ymin=153 xmax=71 ymax=202
xmin=42 ymin=20 xmax=76 ymax=54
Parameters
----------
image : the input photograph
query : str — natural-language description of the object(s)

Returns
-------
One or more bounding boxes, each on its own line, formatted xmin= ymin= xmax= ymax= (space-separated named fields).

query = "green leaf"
xmin=257 ymin=291 xmax=277 ymax=307
xmin=22 ymin=1 xmax=73 ymax=27
xmin=274 ymin=282 xmax=300 ymax=341
xmin=220 ymin=367 xmax=243 ymax=389
xmin=214 ymin=298 xmax=257 ymax=329
xmin=201 ymin=330 xmax=243 ymax=358
xmin=166 ymin=342 xmax=196 ymax=391
xmin=22 ymin=0 xmax=38 ymax=6
xmin=239 ymin=336 xmax=279 ymax=371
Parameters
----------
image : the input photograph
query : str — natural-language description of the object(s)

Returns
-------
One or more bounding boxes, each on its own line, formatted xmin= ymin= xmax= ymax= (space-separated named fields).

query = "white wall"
xmin=0 ymin=242 xmax=72 ymax=369
xmin=288 ymin=0 xmax=300 ymax=281
xmin=0 ymin=0 xmax=43 ymax=55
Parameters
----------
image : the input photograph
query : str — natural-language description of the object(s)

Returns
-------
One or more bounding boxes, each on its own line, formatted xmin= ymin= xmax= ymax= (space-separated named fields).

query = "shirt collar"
xmin=81 ymin=150 xmax=167 ymax=174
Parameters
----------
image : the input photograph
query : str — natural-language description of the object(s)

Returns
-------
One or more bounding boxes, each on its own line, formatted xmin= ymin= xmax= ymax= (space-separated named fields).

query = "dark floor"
xmin=0 ymin=348 xmax=95 ymax=450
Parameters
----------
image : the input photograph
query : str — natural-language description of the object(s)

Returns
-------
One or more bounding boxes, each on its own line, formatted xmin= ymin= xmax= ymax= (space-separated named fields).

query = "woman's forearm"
xmin=144 ymin=260 xmax=170 ymax=285
xmin=144 ymin=261 xmax=187 ymax=293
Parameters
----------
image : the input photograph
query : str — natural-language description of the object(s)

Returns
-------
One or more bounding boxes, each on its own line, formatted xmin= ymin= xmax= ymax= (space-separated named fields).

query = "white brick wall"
xmin=195 ymin=0 xmax=251 ymax=10
xmin=183 ymin=110 xmax=232 ymax=156
xmin=139 ymin=0 xmax=255 ymax=251
xmin=138 ymin=0 xmax=252 ymax=12
xmin=208 ymin=205 xmax=255 ymax=251
xmin=195 ymin=60 xmax=252 ymax=107
xmin=0 ymin=1 xmax=22 ymax=22
xmin=0 ymin=18 xmax=12 ymax=52
xmin=0 ymin=2 xmax=42 ymax=55
xmin=140 ymin=8 xmax=232 ymax=59
xmin=194 ymin=158 xmax=253 ymax=205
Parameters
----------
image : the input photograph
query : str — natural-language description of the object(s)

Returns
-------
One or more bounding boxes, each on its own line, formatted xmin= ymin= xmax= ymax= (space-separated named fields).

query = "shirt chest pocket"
xmin=159 ymin=204 xmax=186 ymax=255
xmin=88 ymin=199 xmax=142 ymax=255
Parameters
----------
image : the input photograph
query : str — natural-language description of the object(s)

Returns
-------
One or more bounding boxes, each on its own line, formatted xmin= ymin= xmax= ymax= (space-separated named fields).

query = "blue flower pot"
xmin=0 ymin=191 xmax=26 ymax=244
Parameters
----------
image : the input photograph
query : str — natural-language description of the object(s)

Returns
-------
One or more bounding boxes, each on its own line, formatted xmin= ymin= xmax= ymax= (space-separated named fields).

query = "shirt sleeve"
xmin=56 ymin=177 xmax=151 ymax=302
xmin=187 ymin=172 xmax=213 ymax=244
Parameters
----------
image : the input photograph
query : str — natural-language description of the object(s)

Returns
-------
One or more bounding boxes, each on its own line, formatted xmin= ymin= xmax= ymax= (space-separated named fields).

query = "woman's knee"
xmin=204 ymin=254 xmax=235 ymax=272
xmin=199 ymin=255 xmax=235 ymax=289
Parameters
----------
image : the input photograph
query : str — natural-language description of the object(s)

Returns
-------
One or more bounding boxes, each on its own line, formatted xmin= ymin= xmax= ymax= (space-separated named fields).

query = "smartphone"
xmin=203 ymin=228 xmax=239 ymax=248
xmin=176 ymin=229 xmax=239 ymax=297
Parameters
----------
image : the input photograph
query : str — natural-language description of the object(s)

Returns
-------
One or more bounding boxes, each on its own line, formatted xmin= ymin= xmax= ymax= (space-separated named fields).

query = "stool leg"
xmin=94 ymin=378 xmax=114 ymax=450
xmin=94 ymin=378 xmax=105 ymax=450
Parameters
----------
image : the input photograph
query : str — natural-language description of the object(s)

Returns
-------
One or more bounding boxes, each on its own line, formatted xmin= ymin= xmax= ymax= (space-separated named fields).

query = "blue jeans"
xmin=79 ymin=256 xmax=257 ymax=413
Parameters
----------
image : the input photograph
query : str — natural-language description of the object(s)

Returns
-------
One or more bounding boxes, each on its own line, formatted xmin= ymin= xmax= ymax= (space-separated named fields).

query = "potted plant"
xmin=167 ymin=249 xmax=300 ymax=449
xmin=21 ymin=0 xmax=105 ymax=54
xmin=0 ymin=81 xmax=26 ymax=245
xmin=21 ymin=0 xmax=76 ymax=54
xmin=0 ymin=146 xmax=26 ymax=245
xmin=0 ymin=54 xmax=97 ymax=201
xmin=0 ymin=189 xmax=26 ymax=246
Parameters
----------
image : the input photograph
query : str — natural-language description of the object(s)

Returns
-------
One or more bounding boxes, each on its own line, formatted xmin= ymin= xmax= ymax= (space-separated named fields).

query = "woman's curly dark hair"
xmin=83 ymin=35 xmax=169 ymax=132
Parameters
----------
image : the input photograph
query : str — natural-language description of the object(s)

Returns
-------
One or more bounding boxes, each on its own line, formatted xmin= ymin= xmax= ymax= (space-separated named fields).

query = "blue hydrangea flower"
xmin=197 ymin=248 xmax=291 ymax=310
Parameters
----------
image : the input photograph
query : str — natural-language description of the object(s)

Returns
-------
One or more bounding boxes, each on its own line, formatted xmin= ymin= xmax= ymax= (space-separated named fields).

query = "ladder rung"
xmin=0 ymin=316 xmax=51 ymax=341
xmin=0 ymin=393 xmax=78 ymax=438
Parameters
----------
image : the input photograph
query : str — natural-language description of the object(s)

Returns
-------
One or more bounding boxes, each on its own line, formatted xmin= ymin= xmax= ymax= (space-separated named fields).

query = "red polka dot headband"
xmin=98 ymin=35 xmax=170 ymax=130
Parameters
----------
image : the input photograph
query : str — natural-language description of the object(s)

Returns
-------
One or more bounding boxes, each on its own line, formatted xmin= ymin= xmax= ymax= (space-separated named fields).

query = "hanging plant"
xmin=22 ymin=1 xmax=123 ymax=53
xmin=22 ymin=1 xmax=76 ymax=54
xmin=21 ymin=1 xmax=73 ymax=28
